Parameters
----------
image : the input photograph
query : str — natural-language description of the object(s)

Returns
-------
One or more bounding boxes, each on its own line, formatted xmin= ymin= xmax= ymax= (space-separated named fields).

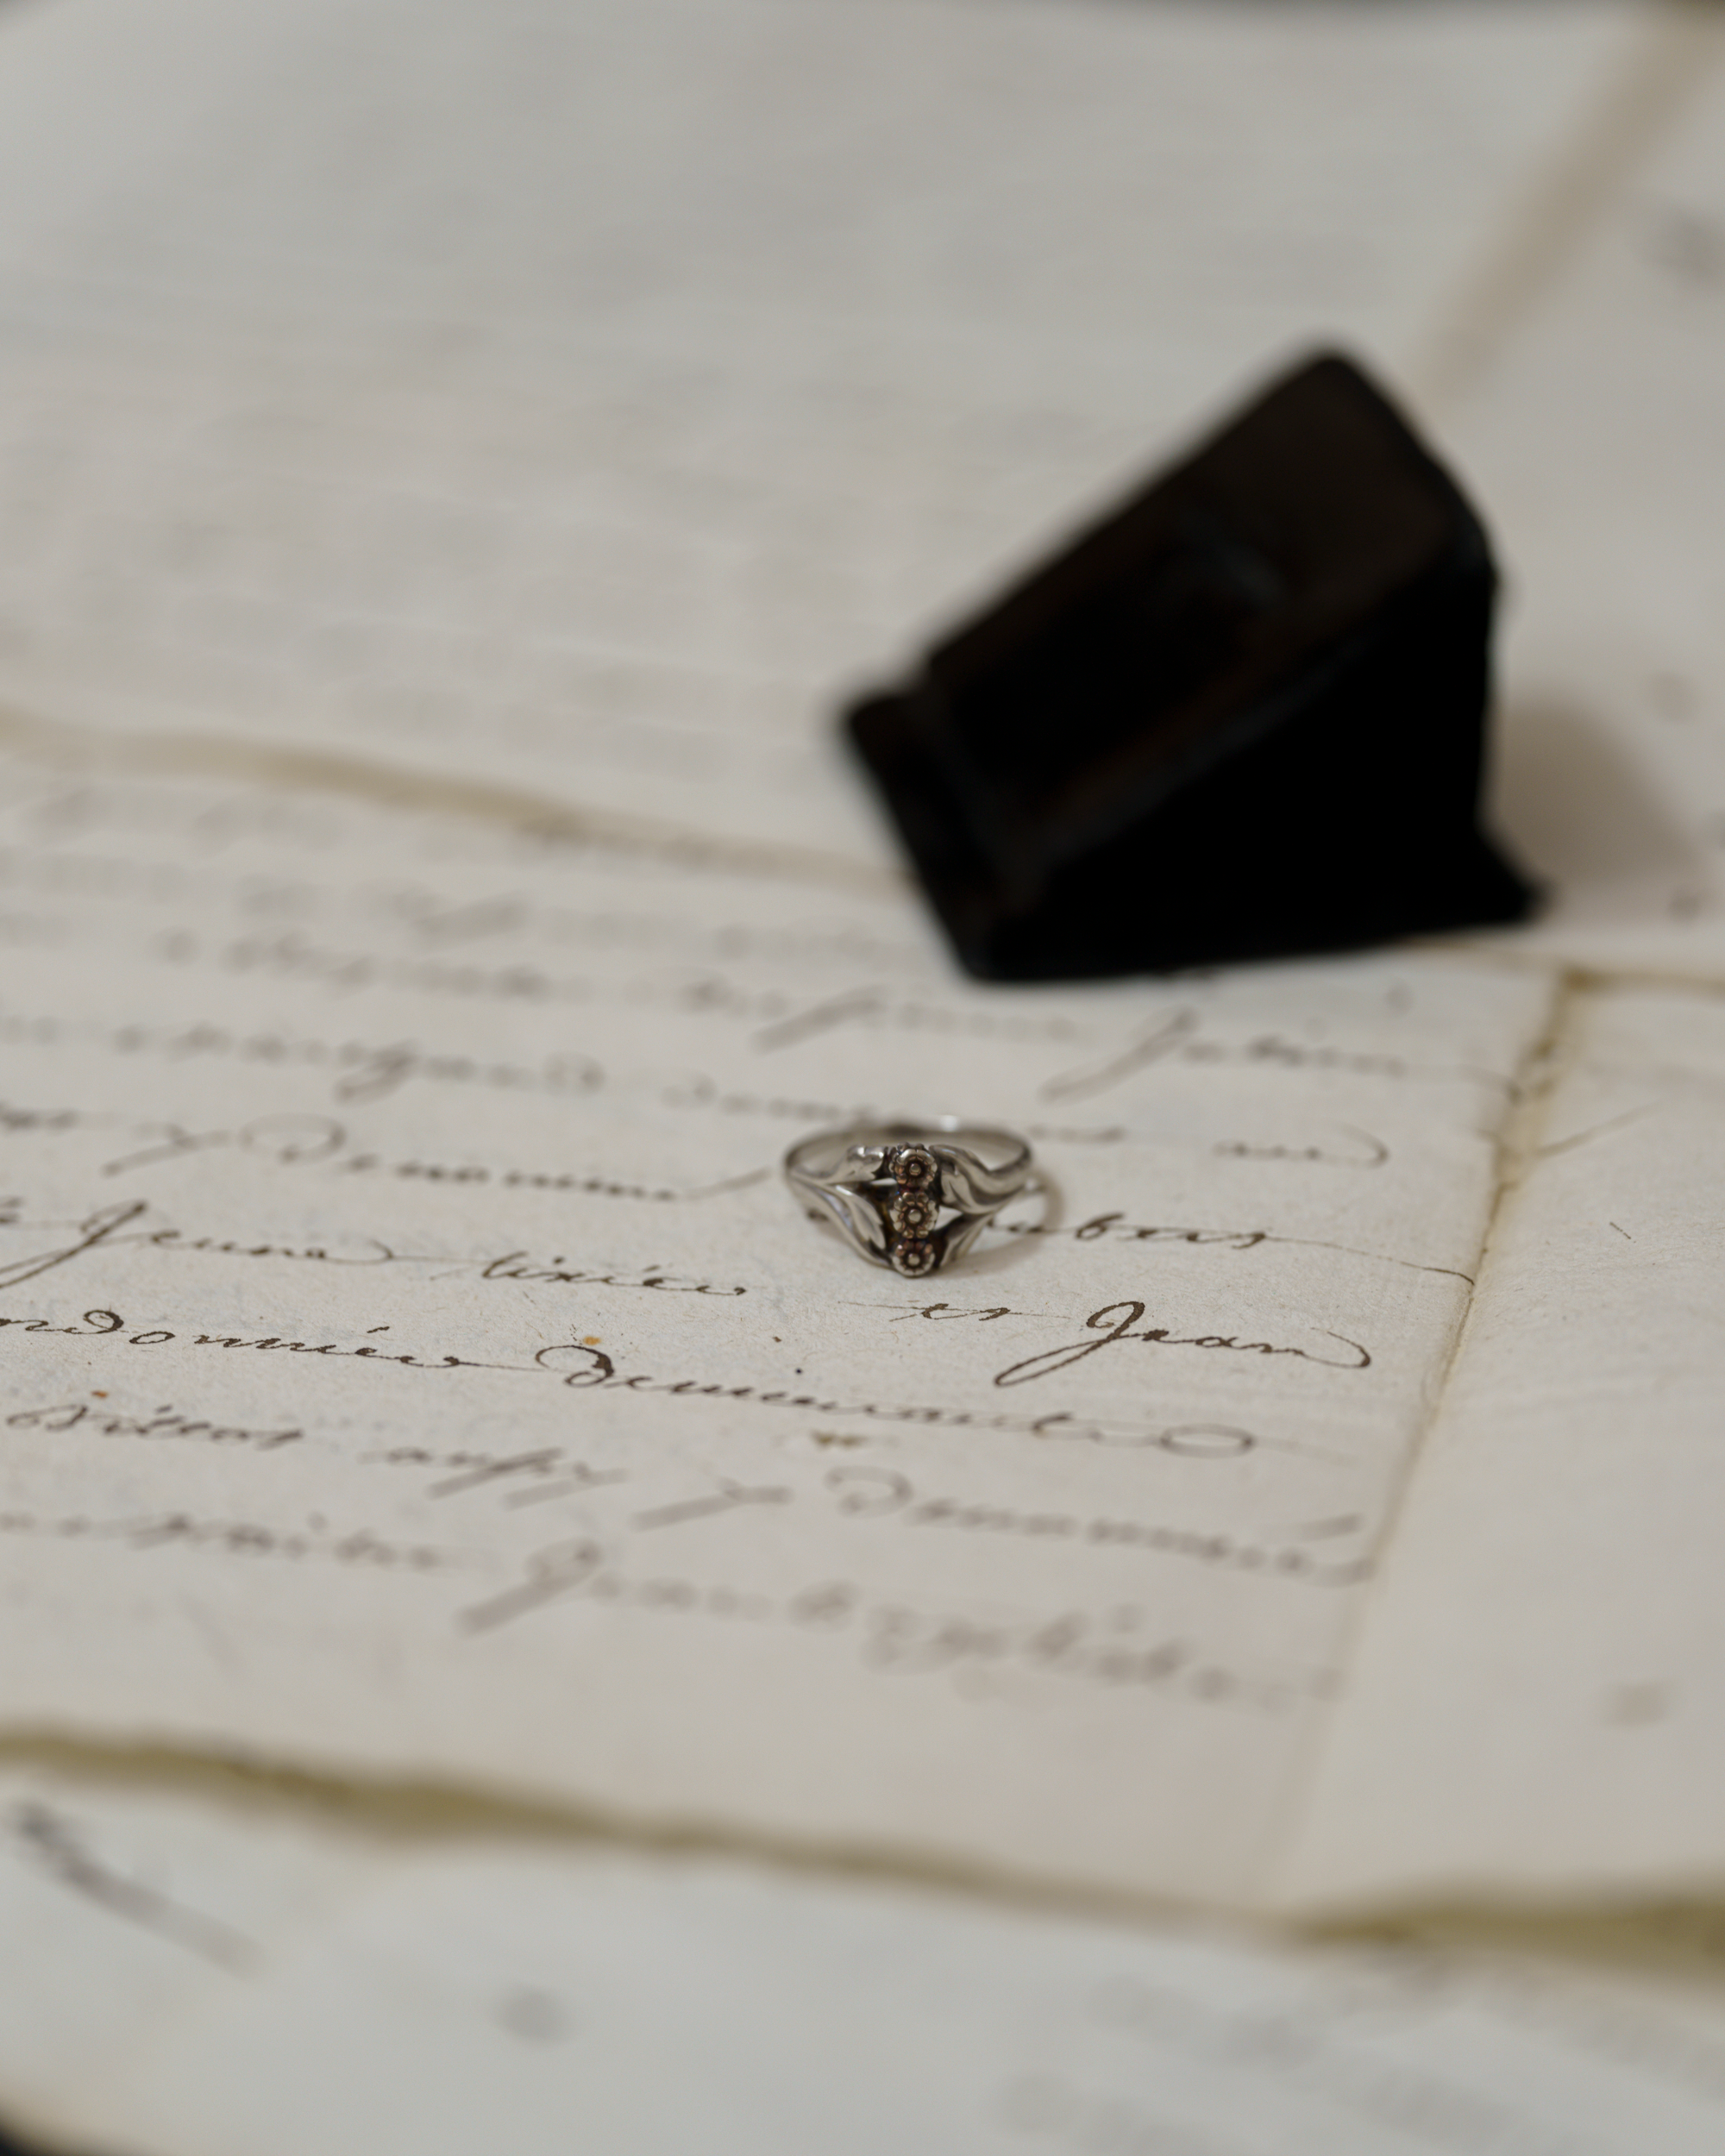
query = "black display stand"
xmin=849 ymin=351 xmax=1534 ymax=980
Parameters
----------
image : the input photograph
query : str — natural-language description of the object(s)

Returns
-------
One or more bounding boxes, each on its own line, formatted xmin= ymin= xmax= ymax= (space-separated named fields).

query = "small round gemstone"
xmin=890 ymin=1145 xmax=938 ymax=1192
xmin=891 ymin=1191 xmax=939 ymax=1237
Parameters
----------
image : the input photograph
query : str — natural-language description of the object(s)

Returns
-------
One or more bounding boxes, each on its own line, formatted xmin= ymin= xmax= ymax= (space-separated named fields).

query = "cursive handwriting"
xmin=0 ymin=1100 xmax=88 ymax=1135
xmin=825 ymin=1468 xmax=1369 ymax=1588
xmin=533 ymin=1342 xmax=1264 ymax=1455
xmin=418 ymin=1451 xmax=628 ymax=1506
xmin=0 ymin=1201 xmax=149 ymax=1292
xmin=92 ymin=1108 xmax=770 ymax=1207
xmin=749 ymin=984 xmax=1089 ymax=1056
xmin=100 ymin=1109 xmax=348 ymax=1178
xmin=0 ymin=1198 xmax=400 ymax=1289
xmin=1213 ymin=1125 xmax=1389 ymax=1169
xmin=6 ymin=1398 xmax=303 ymax=1449
xmin=1000 ymin=1213 xmax=1472 ymax=1286
xmin=633 ymin=1477 xmax=793 ymax=1532
xmin=1038 ymin=1008 xmax=1515 ymax=1106
xmin=0 ymin=1306 xmax=528 ymax=1376
xmin=141 ymin=1225 xmax=397 ymax=1268
xmin=0 ymin=1504 xmax=455 ymax=1571
xmin=1039 ymin=1009 xmax=1199 ymax=1103
xmin=881 ymin=1301 xmax=1017 ymax=1323
xmin=1028 ymin=1215 xmax=1269 ymax=1251
xmin=993 ymin=1302 xmax=1373 ymax=1388
xmin=0 ymin=1198 xmax=750 ymax=1298
xmin=0 ymin=1006 xmax=602 ymax=1105
xmin=0 ymin=1299 xmax=1270 ymax=1456
xmin=659 ymin=1073 xmax=1122 ymax=1145
xmin=480 ymin=1252 xmax=744 ymax=1295
xmin=456 ymin=1545 xmax=1327 ymax=1713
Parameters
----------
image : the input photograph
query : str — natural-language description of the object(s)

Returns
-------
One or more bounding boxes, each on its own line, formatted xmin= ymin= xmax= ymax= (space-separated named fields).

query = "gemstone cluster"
xmin=883 ymin=1145 xmax=943 ymax=1276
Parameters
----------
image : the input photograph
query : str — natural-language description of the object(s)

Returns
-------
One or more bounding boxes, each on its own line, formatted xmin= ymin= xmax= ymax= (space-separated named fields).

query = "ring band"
xmin=783 ymin=1119 xmax=1033 ymax=1278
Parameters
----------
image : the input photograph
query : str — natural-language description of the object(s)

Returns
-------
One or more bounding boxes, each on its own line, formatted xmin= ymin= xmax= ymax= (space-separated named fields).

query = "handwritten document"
xmin=1283 ymin=977 xmax=1725 ymax=1913
xmin=0 ymin=754 xmax=1553 ymax=1904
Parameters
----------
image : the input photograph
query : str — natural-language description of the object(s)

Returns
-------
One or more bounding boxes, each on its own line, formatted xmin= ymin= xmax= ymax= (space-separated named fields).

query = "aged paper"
xmin=1281 ymin=978 xmax=1725 ymax=1912
xmin=0 ymin=755 xmax=1552 ymax=1905
xmin=1445 ymin=25 xmax=1725 ymax=975
xmin=10 ymin=1750 xmax=1725 ymax=2156
xmin=0 ymin=0 xmax=1641 ymax=864
xmin=3 ymin=1 xmax=1725 ymax=2147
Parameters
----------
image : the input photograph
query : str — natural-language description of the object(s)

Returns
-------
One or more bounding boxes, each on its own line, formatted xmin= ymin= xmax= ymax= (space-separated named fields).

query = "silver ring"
xmin=783 ymin=1119 xmax=1033 ymax=1278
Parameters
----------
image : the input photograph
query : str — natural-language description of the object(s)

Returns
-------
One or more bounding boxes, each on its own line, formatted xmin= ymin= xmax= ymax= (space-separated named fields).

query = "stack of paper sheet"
xmin=3 ymin=2 xmax=1725 ymax=2149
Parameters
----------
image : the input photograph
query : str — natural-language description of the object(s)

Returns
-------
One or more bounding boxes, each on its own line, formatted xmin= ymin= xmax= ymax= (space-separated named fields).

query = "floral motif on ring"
xmin=889 ymin=1189 xmax=940 ymax=1238
xmin=889 ymin=1145 xmax=939 ymax=1194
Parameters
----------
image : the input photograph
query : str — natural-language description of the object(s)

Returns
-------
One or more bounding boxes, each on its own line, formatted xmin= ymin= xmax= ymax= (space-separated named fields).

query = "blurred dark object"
xmin=847 ymin=351 xmax=1534 ymax=980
